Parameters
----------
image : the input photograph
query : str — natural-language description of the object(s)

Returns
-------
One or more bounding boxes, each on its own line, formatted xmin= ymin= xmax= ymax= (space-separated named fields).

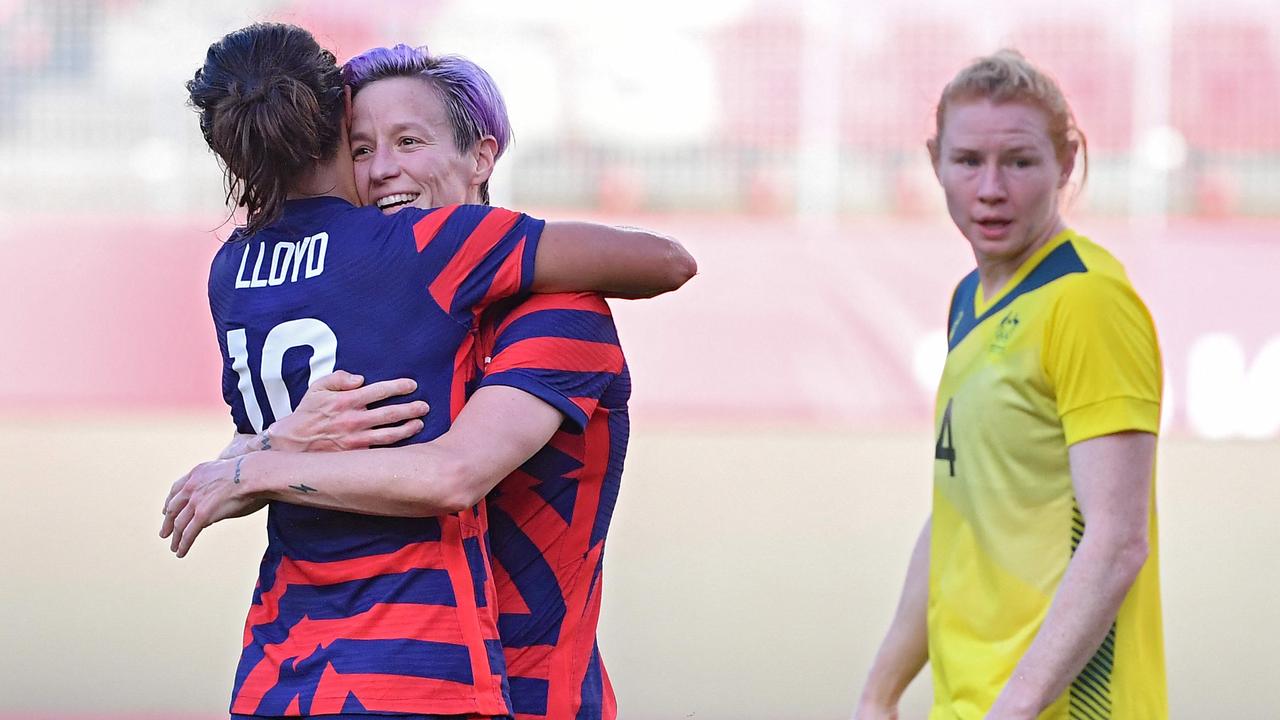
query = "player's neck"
xmin=287 ymin=158 xmax=360 ymax=206
xmin=975 ymin=217 xmax=1066 ymax=300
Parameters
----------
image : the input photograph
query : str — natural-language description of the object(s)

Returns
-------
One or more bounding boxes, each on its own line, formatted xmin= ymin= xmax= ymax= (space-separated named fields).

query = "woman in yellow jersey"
xmin=854 ymin=51 xmax=1166 ymax=720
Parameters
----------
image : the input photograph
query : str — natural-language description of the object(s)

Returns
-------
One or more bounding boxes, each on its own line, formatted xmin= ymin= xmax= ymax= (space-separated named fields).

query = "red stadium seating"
xmin=711 ymin=11 xmax=805 ymax=149
xmin=1008 ymin=21 xmax=1134 ymax=152
xmin=1173 ymin=19 xmax=1280 ymax=152
xmin=842 ymin=19 xmax=978 ymax=151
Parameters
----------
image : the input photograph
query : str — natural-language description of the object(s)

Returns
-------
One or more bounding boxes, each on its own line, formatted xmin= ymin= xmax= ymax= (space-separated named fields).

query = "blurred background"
xmin=1 ymin=0 xmax=1278 ymax=718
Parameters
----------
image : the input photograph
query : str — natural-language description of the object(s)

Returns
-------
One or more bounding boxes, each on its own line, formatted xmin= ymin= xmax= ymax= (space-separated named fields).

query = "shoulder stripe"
xmin=411 ymin=204 xmax=462 ymax=252
xmin=475 ymin=235 xmax=528 ymax=310
xmin=429 ymin=208 xmax=523 ymax=314
xmin=948 ymin=241 xmax=1088 ymax=351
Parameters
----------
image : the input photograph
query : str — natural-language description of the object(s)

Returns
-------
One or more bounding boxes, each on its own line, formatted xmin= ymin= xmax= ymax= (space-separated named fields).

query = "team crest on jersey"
xmin=989 ymin=311 xmax=1021 ymax=354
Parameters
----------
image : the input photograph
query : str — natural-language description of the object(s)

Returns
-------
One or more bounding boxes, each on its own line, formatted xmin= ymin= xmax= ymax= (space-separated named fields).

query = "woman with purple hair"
xmin=343 ymin=44 xmax=512 ymax=207
xmin=330 ymin=44 xmax=636 ymax=720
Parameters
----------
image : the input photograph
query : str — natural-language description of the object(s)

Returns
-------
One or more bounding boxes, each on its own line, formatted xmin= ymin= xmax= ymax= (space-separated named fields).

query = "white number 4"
xmin=226 ymin=319 xmax=337 ymax=432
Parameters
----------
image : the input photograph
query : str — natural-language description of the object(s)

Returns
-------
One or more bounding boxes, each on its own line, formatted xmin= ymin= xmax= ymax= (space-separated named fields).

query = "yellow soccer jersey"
xmin=928 ymin=229 xmax=1167 ymax=719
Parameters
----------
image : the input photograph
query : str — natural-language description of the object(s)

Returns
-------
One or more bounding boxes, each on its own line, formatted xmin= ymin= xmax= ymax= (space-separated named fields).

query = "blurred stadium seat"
xmin=711 ymin=9 xmax=804 ymax=150
xmin=1009 ymin=20 xmax=1134 ymax=153
xmin=1173 ymin=18 xmax=1280 ymax=153
xmin=842 ymin=17 xmax=977 ymax=152
xmin=0 ymin=0 xmax=1276 ymax=217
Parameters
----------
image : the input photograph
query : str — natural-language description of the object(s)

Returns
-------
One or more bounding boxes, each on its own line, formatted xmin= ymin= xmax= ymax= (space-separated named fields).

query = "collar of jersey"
xmin=972 ymin=228 xmax=1077 ymax=315
xmin=284 ymin=195 xmax=356 ymax=210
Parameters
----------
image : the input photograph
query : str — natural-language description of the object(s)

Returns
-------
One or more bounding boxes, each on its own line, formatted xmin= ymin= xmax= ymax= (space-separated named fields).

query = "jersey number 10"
xmin=226 ymin=319 xmax=338 ymax=433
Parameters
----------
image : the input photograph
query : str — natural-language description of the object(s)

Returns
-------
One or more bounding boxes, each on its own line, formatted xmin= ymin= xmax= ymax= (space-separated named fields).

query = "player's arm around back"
xmin=533 ymin=222 xmax=696 ymax=298
xmin=241 ymin=385 xmax=561 ymax=514
xmin=161 ymin=385 xmax=562 ymax=558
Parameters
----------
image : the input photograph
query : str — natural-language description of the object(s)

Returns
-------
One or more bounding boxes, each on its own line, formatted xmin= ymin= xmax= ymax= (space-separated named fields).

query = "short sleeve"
xmin=1043 ymin=274 xmax=1162 ymax=445
xmin=476 ymin=293 xmax=624 ymax=433
xmin=405 ymin=204 xmax=544 ymax=324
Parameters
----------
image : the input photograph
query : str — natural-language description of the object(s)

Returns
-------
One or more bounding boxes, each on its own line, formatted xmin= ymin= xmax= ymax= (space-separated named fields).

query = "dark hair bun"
xmin=187 ymin=23 xmax=345 ymax=236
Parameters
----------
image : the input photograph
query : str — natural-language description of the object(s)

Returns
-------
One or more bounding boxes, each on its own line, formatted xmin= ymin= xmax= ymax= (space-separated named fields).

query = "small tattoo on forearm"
xmin=233 ymin=456 xmax=243 ymax=485
xmin=290 ymin=483 xmax=318 ymax=495
xmin=260 ymin=430 xmax=272 ymax=451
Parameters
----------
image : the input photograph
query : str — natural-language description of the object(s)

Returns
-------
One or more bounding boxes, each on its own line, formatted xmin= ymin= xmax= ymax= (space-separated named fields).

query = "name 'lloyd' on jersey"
xmin=234 ymin=232 xmax=329 ymax=289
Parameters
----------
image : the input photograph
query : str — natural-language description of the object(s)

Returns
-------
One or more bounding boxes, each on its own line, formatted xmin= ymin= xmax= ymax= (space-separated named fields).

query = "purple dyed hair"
xmin=342 ymin=44 xmax=511 ymax=204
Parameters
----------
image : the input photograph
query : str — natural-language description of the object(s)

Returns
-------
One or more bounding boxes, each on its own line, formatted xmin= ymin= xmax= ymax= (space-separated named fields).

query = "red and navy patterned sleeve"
xmin=476 ymin=293 xmax=624 ymax=433
xmin=403 ymin=204 xmax=544 ymax=324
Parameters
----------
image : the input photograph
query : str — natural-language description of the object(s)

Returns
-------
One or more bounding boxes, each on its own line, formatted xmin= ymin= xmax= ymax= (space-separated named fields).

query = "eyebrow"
xmin=946 ymin=144 xmax=1043 ymax=155
xmin=349 ymin=121 xmax=431 ymax=143
xmin=384 ymin=121 xmax=430 ymax=136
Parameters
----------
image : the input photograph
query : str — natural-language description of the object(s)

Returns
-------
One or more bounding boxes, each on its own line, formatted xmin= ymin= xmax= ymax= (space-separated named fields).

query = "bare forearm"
xmin=222 ymin=386 xmax=558 ymax=520
xmin=994 ymin=531 xmax=1147 ymax=715
xmin=608 ymin=226 xmax=697 ymax=297
xmin=533 ymin=222 xmax=697 ymax=298
xmin=162 ymin=388 xmax=560 ymax=558
xmin=235 ymin=445 xmax=473 ymax=517
xmin=858 ymin=519 xmax=931 ymax=713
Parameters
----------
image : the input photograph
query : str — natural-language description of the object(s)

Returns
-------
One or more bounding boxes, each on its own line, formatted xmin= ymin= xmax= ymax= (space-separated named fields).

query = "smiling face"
xmin=349 ymin=76 xmax=491 ymax=213
xmin=933 ymin=97 xmax=1074 ymax=276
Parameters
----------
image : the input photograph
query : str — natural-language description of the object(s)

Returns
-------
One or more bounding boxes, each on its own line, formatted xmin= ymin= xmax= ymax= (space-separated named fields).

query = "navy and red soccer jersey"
xmin=468 ymin=292 xmax=630 ymax=720
xmin=207 ymin=198 xmax=542 ymax=717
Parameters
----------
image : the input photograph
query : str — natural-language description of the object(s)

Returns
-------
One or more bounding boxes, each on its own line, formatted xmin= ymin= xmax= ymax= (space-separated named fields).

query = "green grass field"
xmin=1 ymin=417 xmax=1275 ymax=718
